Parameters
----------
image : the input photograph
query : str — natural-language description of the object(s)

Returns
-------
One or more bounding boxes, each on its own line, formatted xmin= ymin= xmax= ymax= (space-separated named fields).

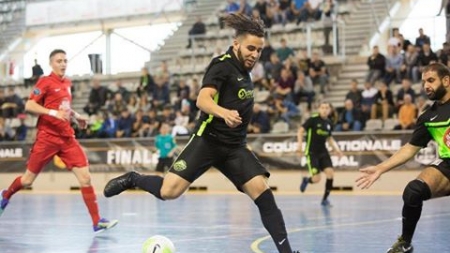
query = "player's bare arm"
xmin=196 ymin=86 xmax=242 ymax=128
xmin=70 ymin=109 xmax=88 ymax=129
xmin=25 ymin=99 xmax=69 ymax=121
xmin=296 ymin=127 xmax=305 ymax=155
xmin=327 ymin=137 xmax=343 ymax=157
xmin=356 ymin=143 xmax=422 ymax=189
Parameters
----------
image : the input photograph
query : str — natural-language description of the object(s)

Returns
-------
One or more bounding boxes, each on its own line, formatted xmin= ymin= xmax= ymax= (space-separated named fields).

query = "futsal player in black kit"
xmin=104 ymin=13 xmax=298 ymax=253
xmin=297 ymin=102 xmax=343 ymax=206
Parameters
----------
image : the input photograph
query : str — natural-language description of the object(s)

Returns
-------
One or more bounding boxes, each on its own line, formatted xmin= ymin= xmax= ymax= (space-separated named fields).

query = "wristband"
xmin=48 ymin=109 xmax=58 ymax=117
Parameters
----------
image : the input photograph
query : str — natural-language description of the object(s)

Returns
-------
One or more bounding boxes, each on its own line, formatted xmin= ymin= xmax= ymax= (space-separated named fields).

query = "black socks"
xmin=135 ymin=175 xmax=164 ymax=200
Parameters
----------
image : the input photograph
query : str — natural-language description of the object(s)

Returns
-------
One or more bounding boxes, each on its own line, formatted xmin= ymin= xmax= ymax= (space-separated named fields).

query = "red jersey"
xmin=29 ymin=72 xmax=74 ymax=137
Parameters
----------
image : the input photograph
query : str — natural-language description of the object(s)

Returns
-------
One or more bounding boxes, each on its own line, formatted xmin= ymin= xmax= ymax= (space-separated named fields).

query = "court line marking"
xmin=250 ymin=212 xmax=450 ymax=253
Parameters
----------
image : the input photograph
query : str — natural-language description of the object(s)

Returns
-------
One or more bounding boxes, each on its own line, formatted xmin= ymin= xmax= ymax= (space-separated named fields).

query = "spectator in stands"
xmin=114 ymin=80 xmax=130 ymax=103
xmin=83 ymin=78 xmax=110 ymax=116
xmin=293 ymin=70 xmax=315 ymax=110
xmin=260 ymin=40 xmax=275 ymax=66
xmin=416 ymin=95 xmax=431 ymax=116
xmin=394 ymin=94 xmax=417 ymax=130
xmin=361 ymin=81 xmax=379 ymax=120
xmin=14 ymin=114 xmax=28 ymax=141
xmin=159 ymin=105 xmax=176 ymax=127
xmin=186 ymin=16 xmax=206 ymax=49
xmin=116 ymin=109 xmax=133 ymax=138
xmin=30 ymin=59 xmax=44 ymax=87
xmin=267 ymin=0 xmax=282 ymax=25
xmin=300 ymin=0 xmax=322 ymax=22
xmin=417 ymin=43 xmax=438 ymax=74
xmin=251 ymin=60 xmax=270 ymax=90
xmin=218 ymin=0 xmax=240 ymax=29
xmin=322 ymin=0 xmax=335 ymax=53
xmin=85 ymin=112 xmax=103 ymax=138
xmin=275 ymin=67 xmax=295 ymax=101
xmin=366 ymin=45 xmax=386 ymax=85
xmin=2 ymin=88 xmax=24 ymax=119
xmin=140 ymin=109 xmax=160 ymax=137
xmin=371 ymin=81 xmax=394 ymax=122
xmin=0 ymin=89 xmax=5 ymax=117
xmin=291 ymin=0 xmax=308 ymax=25
xmin=0 ymin=117 xmax=13 ymax=141
xmin=384 ymin=45 xmax=404 ymax=85
xmin=238 ymin=0 xmax=252 ymax=16
xmin=388 ymin=28 xmax=401 ymax=48
xmin=126 ymin=95 xmax=139 ymax=115
xmin=138 ymin=93 xmax=152 ymax=112
xmin=438 ymin=42 xmax=450 ymax=65
xmin=265 ymin=52 xmax=283 ymax=82
xmin=271 ymin=94 xmax=300 ymax=124
xmin=136 ymin=67 xmax=155 ymax=97
xmin=175 ymin=79 xmax=191 ymax=103
xmin=253 ymin=0 xmax=272 ymax=28
xmin=309 ymin=52 xmax=329 ymax=94
xmin=415 ymin=28 xmax=431 ymax=49
xmin=401 ymin=44 xmax=419 ymax=83
xmin=277 ymin=0 xmax=292 ymax=26
xmin=395 ymin=78 xmax=416 ymax=113
xmin=335 ymin=99 xmax=363 ymax=132
xmin=276 ymin=38 xmax=295 ymax=63
xmin=97 ymin=112 xmax=117 ymax=138
xmin=152 ymin=79 xmax=171 ymax=111
xmin=345 ymin=79 xmax=362 ymax=108
xmin=171 ymin=110 xmax=190 ymax=137
xmin=248 ymin=103 xmax=271 ymax=134
xmin=131 ymin=109 xmax=145 ymax=138
xmin=296 ymin=49 xmax=311 ymax=76
xmin=107 ymin=93 xmax=127 ymax=116
xmin=154 ymin=61 xmax=171 ymax=88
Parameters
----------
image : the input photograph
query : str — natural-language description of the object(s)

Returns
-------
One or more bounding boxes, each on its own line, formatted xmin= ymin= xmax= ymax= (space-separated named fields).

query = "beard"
xmin=426 ymin=83 xmax=447 ymax=101
xmin=237 ymin=47 xmax=255 ymax=71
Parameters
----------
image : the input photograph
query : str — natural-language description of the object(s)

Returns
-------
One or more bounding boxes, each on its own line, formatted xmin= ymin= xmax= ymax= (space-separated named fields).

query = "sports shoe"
xmin=300 ymin=177 xmax=309 ymax=192
xmin=93 ymin=218 xmax=119 ymax=234
xmin=386 ymin=236 xmax=414 ymax=253
xmin=103 ymin=171 xmax=139 ymax=197
xmin=321 ymin=199 xmax=332 ymax=207
xmin=0 ymin=190 xmax=9 ymax=217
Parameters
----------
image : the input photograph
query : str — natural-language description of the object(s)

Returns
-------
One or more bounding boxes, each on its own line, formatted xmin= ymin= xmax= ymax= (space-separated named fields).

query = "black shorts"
xmin=169 ymin=135 xmax=270 ymax=191
xmin=306 ymin=152 xmax=333 ymax=176
xmin=430 ymin=159 xmax=450 ymax=180
xmin=156 ymin=157 xmax=174 ymax=173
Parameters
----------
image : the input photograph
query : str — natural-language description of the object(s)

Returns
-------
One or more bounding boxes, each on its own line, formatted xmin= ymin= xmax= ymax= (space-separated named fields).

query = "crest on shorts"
xmin=173 ymin=160 xmax=187 ymax=171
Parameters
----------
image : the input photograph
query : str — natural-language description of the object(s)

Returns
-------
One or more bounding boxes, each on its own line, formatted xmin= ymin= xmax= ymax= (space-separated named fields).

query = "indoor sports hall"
xmin=1 ymin=0 xmax=449 ymax=252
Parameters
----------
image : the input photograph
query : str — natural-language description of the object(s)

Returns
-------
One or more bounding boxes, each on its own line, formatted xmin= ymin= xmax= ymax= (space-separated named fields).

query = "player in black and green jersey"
xmin=297 ymin=102 xmax=343 ymax=206
xmin=102 ymin=13 xmax=298 ymax=253
xmin=357 ymin=62 xmax=450 ymax=253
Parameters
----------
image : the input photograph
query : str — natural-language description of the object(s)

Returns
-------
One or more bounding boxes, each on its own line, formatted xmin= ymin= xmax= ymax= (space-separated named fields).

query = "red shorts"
xmin=27 ymin=130 xmax=89 ymax=174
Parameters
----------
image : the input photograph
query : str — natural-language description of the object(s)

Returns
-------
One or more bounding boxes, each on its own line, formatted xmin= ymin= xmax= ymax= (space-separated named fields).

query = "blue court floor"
xmin=0 ymin=191 xmax=449 ymax=253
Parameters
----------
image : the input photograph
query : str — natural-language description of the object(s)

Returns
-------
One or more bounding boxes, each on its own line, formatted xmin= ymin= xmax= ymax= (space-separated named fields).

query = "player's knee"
xmin=77 ymin=174 xmax=92 ymax=187
xmin=402 ymin=179 xmax=431 ymax=207
xmin=160 ymin=187 xmax=182 ymax=200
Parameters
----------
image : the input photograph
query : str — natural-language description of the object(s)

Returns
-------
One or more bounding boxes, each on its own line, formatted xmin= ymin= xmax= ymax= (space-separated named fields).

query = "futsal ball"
xmin=142 ymin=235 xmax=176 ymax=253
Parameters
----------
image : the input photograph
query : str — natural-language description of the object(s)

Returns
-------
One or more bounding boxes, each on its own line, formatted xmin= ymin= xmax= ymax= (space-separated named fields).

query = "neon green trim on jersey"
xmin=305 ymin=128 xmax=312 ymax=156
xmin=424 ymin=118 xmax=450 ymax=127
xmin=219 ymin=54 xmax=231 ymax=61
xmin=196 ymin=93 xmax=220 ymax=136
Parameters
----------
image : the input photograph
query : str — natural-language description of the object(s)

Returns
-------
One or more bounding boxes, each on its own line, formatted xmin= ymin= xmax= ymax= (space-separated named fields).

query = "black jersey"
xmin=409 ymin=99 xmax=450 ymax=159
xmin=194 ymin=47 xmax=254 ymax=146
xmin=302 ymin=113 xmax=333 ymax=155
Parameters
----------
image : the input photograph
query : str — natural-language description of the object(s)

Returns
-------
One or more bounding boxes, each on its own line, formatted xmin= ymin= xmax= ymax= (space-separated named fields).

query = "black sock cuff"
xmin=254 ymin=189 xmax=277 ymax=212
xmin=136 ymin=175 xmax=164 ymax=200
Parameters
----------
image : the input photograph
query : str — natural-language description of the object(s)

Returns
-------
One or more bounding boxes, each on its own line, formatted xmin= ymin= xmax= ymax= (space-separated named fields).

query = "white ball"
xmin=142 ymin=235 xmax=176 ymax=253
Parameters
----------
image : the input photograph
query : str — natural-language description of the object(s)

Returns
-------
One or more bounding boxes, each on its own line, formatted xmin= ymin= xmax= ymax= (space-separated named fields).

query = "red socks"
xmin=81 ymin=186 xmax=100 ymax=225
xmin=3 ymin=176 xmax=23 ymax=199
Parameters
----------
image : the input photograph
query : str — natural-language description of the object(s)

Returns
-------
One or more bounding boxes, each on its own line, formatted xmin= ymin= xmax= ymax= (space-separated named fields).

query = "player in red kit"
xmin=0 ymin=49 xmax=118 ymax=233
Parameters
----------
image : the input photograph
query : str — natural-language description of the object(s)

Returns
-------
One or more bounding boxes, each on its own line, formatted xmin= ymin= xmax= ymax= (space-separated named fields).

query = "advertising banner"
xmin=0 ymin=132 xmax=437 ymax=173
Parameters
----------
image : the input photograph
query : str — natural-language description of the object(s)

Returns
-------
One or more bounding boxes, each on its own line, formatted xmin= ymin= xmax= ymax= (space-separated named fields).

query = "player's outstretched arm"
xmin=356 ymin=143 xmax=421 ymax=189
xmin=25 ymin=99 xmax=69 ymax=121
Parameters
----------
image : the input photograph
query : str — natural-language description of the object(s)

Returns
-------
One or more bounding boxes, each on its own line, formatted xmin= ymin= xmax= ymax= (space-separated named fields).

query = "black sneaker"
xmin=386 ymin=236 xmax=414 ymax=253
xmin=300 ymin=177 xmax=309 ymax=192
xmin=103 ymin=171 xmax=139 ymax=197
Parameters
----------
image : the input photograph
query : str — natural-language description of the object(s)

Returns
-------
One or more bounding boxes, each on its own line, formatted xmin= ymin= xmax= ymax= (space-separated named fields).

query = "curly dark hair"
xmin=223 ymin=13 xmax=265 ymax=38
